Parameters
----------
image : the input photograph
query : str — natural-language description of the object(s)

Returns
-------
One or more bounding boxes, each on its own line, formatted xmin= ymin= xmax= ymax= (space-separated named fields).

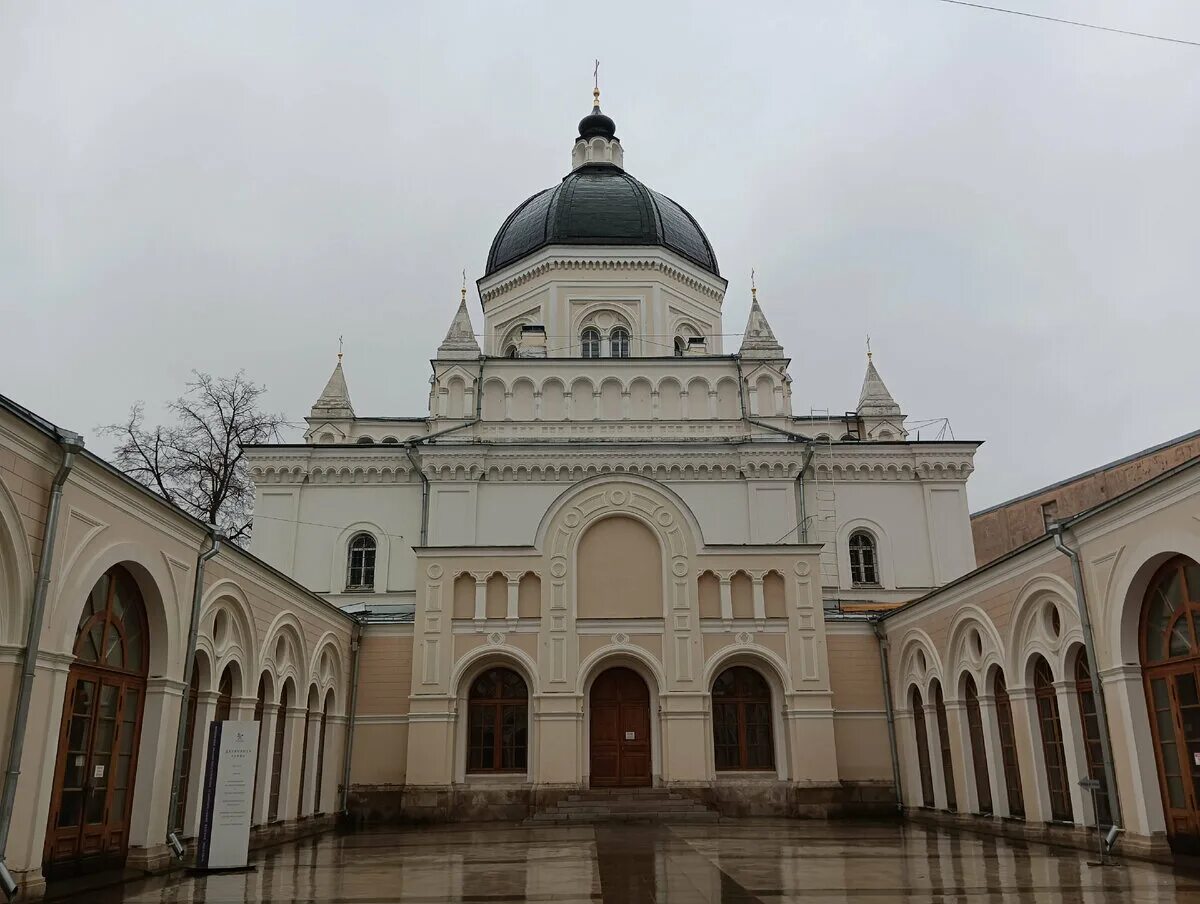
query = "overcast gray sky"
xmin=2 ymin=1 xmax=1197 ymax=510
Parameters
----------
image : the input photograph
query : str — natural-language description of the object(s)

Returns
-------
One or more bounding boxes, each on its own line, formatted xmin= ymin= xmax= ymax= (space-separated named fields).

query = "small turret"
xmin=438 ymin=282 xmax=482 ymax=360
xmin=738 ymin=277 xmax=784 ymax=359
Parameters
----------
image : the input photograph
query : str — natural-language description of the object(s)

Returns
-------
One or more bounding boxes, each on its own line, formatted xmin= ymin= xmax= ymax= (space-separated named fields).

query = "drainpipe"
xmin=796 ymin=443 xmax=817 ymax=544
xmin=0 ymin=431 xmax=83 ymax=900
xmin=872 ymin=620 xmax=904 ymax=814
xmin=340 ymin=616 xmax=364 ymax=816
xmin=1051 ymin=524 xmax=1123 ymax=837
xmin=403 ymin=444 xmax=429 ymax=547
xmin=165 ymin=526 xmax=221 ymax=857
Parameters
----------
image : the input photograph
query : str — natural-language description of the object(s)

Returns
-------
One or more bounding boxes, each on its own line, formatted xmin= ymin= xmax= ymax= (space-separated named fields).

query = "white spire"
xmin=857 ymin=355 xmax=900 ymax=418
xmin=311 ymin=358 xmax=354 ymax=419
xmin=738 ymin=277 xmax=784 ymax=358
xmin=437 ymin=282 xmax=482 ymax=360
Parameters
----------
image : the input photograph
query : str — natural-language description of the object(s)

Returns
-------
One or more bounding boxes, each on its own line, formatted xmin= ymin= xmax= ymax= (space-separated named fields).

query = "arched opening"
xmin=581 ymin=327 xmax=600 ymax=359
xmin=297 ymin=686 xmax=317 ymax=817
xmin=505 ymin=344 xmax=518 ymax=358
xmin=1032 ymin=655 xmax=1073 ymax=822
xmin=215 ymin=665 xmax=235 ymax=722
xmin=712 ymin=667 xmax=774 ymax=771
xmin=1141 ymin=555 xmax=1200 ymax=850
xmin=590 ymin=667 xmax=651 ymax=787
xmin=849 ymin=531 xmax=879 ymax=586
xmin=45 ymin=565 xmax=149 ymax=876
xmin=466 ymin=668 xmax=528 ymax=773
xmin=992 ymin=669 xmax=1025 ymax=818
xmin=673 ymin=336 xmax=686 ymax=357
xmin=932 ymin=680 xmax=956 ymax=811
xmin=1072 ymin=652 xmax=1111 ymax=826
xmin=252 ymin=673 xmax=269 ymax=824
xmin=346 ymin=533 xmax=376 ymax=591
xmin=268 ymin=680 xmax=292 ymax=822
xmin=911 ymin=686 xmax=935 ymax=808
xmin=963 ymin=674 xmax=992 ymax=815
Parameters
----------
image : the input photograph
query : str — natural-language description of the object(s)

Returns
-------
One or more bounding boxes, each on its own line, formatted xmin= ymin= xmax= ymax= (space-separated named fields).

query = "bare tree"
xmin=103 ymin=371 xmax=289 ymax=545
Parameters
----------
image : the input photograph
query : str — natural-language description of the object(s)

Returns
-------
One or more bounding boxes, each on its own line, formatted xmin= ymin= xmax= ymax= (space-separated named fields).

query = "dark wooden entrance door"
xmin=44 ymin=564 xmax=148 ymax=878
xmin=44 ymin=668 xmax=144 ymax=876
xmin=590 ymin=667 xmax=651 ymax=787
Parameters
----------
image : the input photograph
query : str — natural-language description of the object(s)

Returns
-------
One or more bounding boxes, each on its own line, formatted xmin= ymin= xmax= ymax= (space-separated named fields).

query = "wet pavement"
xmin=72 ymin=820 xmax=1200 ymax=902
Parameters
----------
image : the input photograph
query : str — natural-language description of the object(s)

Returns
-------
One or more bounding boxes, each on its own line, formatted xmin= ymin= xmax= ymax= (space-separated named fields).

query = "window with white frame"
xmin=346 ymin=533 xmax=377 ymax=590
xmin=848 ymin=531 xmax=879 ymax=585
xmin=581 ymin=327 xmax=601 ymax=358
xmin=609 ymin=327 xmax=630 ymax=358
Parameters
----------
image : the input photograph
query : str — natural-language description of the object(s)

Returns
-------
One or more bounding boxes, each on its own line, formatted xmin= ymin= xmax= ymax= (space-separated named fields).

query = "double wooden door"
xmin=590 ymin=668 xmax=651 ymax=787
xmin=1146 ymin=664 xmax=1200 ymax=853
xmin=44 ymin=666 xmax=145 ymax=876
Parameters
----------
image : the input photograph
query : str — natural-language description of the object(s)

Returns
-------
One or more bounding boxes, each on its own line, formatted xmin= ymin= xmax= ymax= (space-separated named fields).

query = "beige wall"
xmin=577 ymin=515 xmax=661 ymax=618
xmin=971 ymin=432 xmax=1200 ymax=565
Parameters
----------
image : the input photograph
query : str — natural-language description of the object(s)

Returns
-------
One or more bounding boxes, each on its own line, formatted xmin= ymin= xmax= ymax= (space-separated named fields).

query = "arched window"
xmin=993 ymin=670 xmax=1025 ymax=818
xmin=674 ymin=336 xmax=686 ymax=357
xmin=911 ymin=687 xmax=935 ymax=808
xmin=252 ymin=675 xmax=268 ymax=823
xmin=581 ymin=327 xmax=600 ymax=359
xmin=381 ymin=436 xmax=399 ymax=444
xmin=963 ymin=675 xmax=992 ymax=815
xmin=610 ymin=327 xmax=630 ymax=358
xmin=1074 ymin=654 xmax=1111 ymax=826
xmin=1033 ymin=656 xmax=1073 ymax=822
xmin=355 ymin=436 xmax=374 ymax=444
xmin=467 ymin=668 xmax=528 ymax=773
xmin=505 ymin=344 xmax=518 ymax=358
xmin=848 ymin=531 xmax=879 ymax=586
xmin=346 ymin=533 xmax=376 ymax=591
xmin=933 ymin=681 xmax=957 ymax=811
xmin=268 ymin=682 xmax=290 ymax=822
xmin=1141 ymin=555 xmax=1200 ymax=845
xmin=712 ymin=667 xmax=774 ymax=770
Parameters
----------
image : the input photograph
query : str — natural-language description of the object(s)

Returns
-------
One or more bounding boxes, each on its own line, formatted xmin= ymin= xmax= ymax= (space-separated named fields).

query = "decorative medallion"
xmin=564 ymin=510 xmax=581 ymax=529
xmin=426 ymin=564 xmax=444 ymax=580
xmin=550 ymin=558 xmax=567 ymax=578
xmin=608 ymin=489 xmax=628 ymax=506
xmin=736 ymin=631 xmax=753 ymax=644
xmin=794 ymin=562 xmax=811 ymax=577
xmin=487 ymin=632 xmax=504 ymax=646
xmin=655 ymin=510 xmax=674 ymax=527
xmin=612 ymin=632 xmax=630 ymax=646
xmin=671 ymin=558 xmax=689 ymax=578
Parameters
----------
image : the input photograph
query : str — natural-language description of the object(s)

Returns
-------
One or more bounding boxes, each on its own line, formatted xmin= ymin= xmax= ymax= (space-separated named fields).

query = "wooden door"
xmin=590 ymin=668 xmax=651 ymax=787
xmin=44 ymin=667 xmax=144 ymax=877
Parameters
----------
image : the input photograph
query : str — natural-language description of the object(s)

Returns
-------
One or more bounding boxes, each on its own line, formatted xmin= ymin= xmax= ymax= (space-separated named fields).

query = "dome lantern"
xmin=572 ymin=88 xmax=624 ymax=170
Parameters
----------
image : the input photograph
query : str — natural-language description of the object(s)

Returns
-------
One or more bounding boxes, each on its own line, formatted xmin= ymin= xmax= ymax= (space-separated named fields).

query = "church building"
xmin=245 ymin=91 xmax=978 ymax=820
xmin=3 ymin=90 xmax=1200 ymax=898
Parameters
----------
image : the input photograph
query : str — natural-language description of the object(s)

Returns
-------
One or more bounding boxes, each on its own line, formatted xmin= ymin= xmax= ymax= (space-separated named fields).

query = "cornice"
xmin=480 ymin=252 xmax=727 ymax=304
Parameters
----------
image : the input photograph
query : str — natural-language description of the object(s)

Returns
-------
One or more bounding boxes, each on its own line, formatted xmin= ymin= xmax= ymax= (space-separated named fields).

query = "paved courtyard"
xmin=77 ymin=821 xmax=1200 ymax=903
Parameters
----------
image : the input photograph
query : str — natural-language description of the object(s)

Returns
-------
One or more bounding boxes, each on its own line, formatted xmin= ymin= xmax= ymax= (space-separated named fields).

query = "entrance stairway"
xmin=526 ymin=788 xmax=719 ymax=825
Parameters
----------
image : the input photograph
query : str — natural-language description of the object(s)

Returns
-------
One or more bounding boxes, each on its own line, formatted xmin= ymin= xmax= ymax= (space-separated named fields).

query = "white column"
xmin=300 ymin=711 xmax=322 ymax=818
xmin=750 ymin=572 xmax=766 ymax=620
xmin=184 ymin=689 xmax=221 ymax=836
xmin=718 ymin=573 xmax=733 ymax=620
xmin=252 ymin=702 xmax=279 ymax=826
xmin=320 ymin=715 xmax=348 ymax=815
xmin=1055 ymin=679 xmax=1089 ymax=826
xmin=925 ymin=702 xmax=948 ymax=811
xmin=505 ymin=573 xmax=520 ymax=619
xmin=231 ymin=694 xmax=257 ymax=721
xmin=473 ymin=574 xmax=487 ymax=621
xmin=979 ymin=694 xmax=1008 ymax=817
xmin=945 ymin=699 xmax=969 ymax=813
xmin=278 ymin=705 xmax=307 ymax=822
xmin=1009 ymin=686 xmax=1049 ymax=823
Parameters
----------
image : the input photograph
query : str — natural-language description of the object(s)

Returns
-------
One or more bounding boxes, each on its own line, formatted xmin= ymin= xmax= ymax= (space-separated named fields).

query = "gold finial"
xmin=338 ymin=334 xmax=344 ymax=363
xmin=593 ymin=59 xmax=600 ymax=107
xmin=866 ymin=334 xmax=873 ymax=362
xmin=461 ymin=268 xmax=467 ymax=303
xmin=750 ymin=268 xmax=757 ymax=300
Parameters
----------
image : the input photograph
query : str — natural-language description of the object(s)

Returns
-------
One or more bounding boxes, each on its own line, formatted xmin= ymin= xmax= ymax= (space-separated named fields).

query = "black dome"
xmin=485 ymin=164 xmax=720 ymax=277
xmin=577 ymin=106 xmax=616 ymax=141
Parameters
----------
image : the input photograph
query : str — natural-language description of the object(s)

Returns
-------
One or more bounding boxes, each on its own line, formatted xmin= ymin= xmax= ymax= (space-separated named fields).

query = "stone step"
xmin=526 ymin=810 xmax=719 ymax=825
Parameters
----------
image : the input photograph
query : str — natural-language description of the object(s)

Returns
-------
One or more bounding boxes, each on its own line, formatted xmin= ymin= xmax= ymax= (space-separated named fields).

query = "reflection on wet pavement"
xmin=73 ymin=820 xmax=1200 ymax=902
